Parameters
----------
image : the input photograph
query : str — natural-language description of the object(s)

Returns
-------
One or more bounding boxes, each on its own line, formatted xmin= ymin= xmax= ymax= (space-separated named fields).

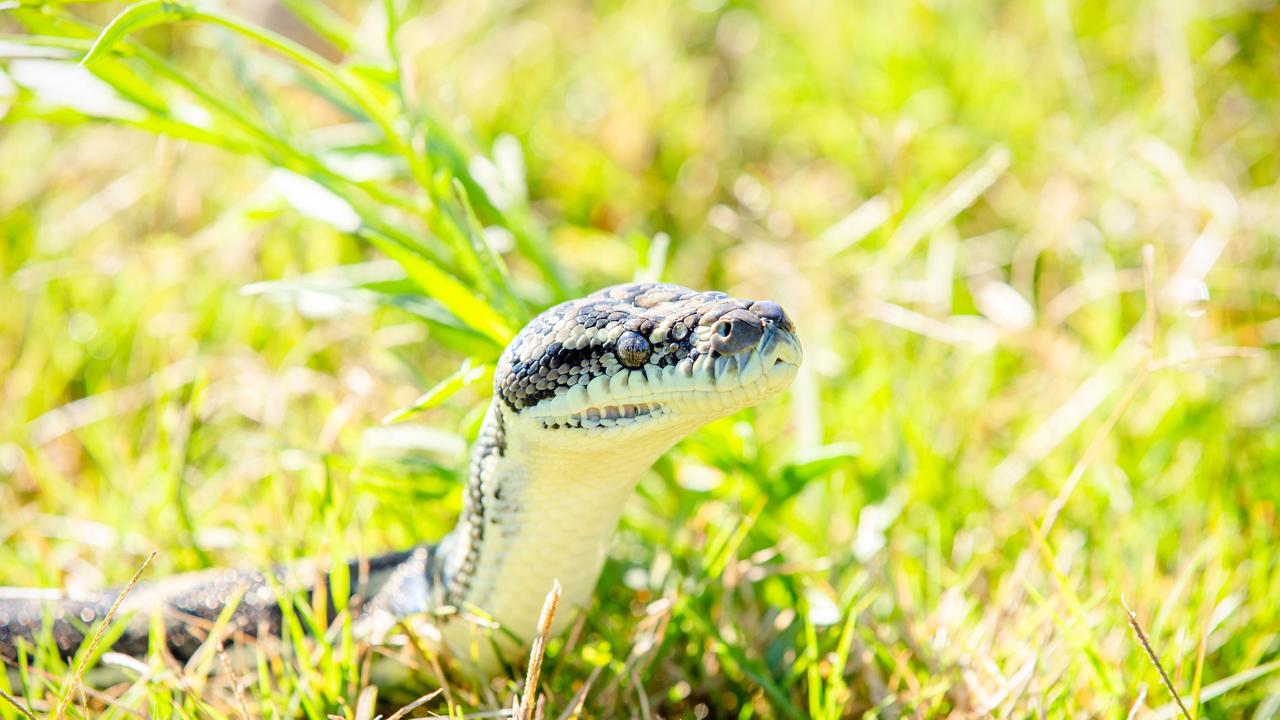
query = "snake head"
xmin=494 ymin=282 xmax=801 ymax=443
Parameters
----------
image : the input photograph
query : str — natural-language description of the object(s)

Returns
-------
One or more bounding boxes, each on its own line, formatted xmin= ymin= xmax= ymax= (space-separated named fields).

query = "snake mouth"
xmin=539 ymin=402 xmax=664 ymax=430
xmin=529 ymin=330 xmax=800 ymax=433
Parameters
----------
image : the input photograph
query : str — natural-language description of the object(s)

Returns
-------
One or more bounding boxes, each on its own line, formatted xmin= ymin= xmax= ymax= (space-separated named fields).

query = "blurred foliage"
xmin=2 ymin=0 xmax=1280 ymax=717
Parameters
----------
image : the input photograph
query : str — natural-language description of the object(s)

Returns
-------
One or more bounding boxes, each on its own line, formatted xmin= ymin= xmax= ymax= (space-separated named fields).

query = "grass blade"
xmin=366 ymin=231 xmax=515 ymax=345
xmin=80 ymin=1 xmax=197 ymax=66
xmin=383 ymin=359 xmax=494 ymax=424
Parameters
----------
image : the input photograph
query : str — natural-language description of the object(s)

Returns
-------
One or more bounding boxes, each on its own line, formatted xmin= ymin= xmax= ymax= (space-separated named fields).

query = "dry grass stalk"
xmin=354 ymin=685 xmax=377 ymax=720
xmin=397 ymin=619 xmax=457 ymax=711
xmin=216 ymin=643 xmax=252 ymax=720
xmin=519 ymin=580 xmax=562 ymax=720
xmin=555 ymin=665 xmax=603 ymax=720
xmin=1125 ymin=684 xmax=1148 ymax=720
xmin=1122 ymin=597 xmax=1192 ymax=720
xmin=385 ymin=689 xmax=443 ymax=720
xmin=629 ymin=668 xmax=652 ymax=720
xmin=53 ymin=550 xmax=157 ymax=719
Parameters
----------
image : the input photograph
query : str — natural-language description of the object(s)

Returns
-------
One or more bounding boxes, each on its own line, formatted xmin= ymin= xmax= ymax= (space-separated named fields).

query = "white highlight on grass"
xmin=0 ymin=66 xmax=13 ymax=120
xmin=320 ymin=150 xmax=399 ymax=182
xmin=854 ymin=494 xmax=903 ymax=562
xmin=470 ymin=133 xmax=527 ymax=211
xmin=1167 ymin=276 xmax=1209 ymax=318
xmin=813 ymin=194 xmax=892 ymax=256
xmin=361 ymin=423 xmax=467 ymax=458
xmin=7 ymin=59 xmax=143 ymax=120
xmin=493 ymin=134 xmax=528 ymax=203
xmin=484 ymin=225 xmax=516 ymax=254
xmin=804 ymin=588 xmax=840 ymax=627
xmin=866 ymin=300 xmax=1000 ymax=350
xmin=268 ymin=168 xmax=361 ymax=232
xmin=972 ymin=278 xmax=1036 ymax=330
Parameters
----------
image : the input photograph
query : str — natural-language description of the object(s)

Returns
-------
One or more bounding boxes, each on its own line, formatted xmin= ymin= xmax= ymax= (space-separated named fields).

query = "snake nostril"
xmin=711 ymin=309 xmax=763 ymax=355
xmin=750 ymin=300 xmax=791 ymax=330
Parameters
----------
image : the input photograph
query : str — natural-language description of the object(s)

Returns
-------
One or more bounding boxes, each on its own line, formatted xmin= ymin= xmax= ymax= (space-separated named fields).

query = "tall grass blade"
xmin=80 ymin=1 xmax=197 ymax=66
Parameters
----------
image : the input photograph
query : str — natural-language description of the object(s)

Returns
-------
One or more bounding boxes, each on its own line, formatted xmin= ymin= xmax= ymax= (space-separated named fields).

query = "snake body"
xmin=0 ymin=282 xmax=801 ymax=671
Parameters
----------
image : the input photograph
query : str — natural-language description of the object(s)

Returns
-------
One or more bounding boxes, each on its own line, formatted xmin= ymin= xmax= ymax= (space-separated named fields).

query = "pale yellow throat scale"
xmin=439 ymin=404 xmax=690 ymax=665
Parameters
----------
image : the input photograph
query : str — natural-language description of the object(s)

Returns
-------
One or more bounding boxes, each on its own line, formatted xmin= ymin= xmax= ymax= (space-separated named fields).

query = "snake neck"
xmin=439 ymin=400 xmax=680 ymax=645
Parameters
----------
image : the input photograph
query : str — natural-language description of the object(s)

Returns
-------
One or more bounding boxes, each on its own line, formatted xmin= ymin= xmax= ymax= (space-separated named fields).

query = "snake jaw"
xmin=539 ymin=402 xmax=665 ymax=430
xmin=522 ymin=325 xmax=801 ymax=435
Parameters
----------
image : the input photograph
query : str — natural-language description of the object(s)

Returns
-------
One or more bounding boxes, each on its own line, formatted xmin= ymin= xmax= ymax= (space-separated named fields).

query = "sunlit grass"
xmin=2 ymin=0 xmax=1279 ymax=717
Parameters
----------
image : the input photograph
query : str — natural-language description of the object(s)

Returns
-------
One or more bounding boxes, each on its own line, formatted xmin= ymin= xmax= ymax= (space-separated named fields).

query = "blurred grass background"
xmin=2 ymin=0 xmax=1279 ymax=717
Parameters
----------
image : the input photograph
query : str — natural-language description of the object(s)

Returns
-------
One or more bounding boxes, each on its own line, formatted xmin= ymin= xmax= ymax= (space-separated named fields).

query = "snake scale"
xmin=0 ymin=282 xmax=801 ymax=673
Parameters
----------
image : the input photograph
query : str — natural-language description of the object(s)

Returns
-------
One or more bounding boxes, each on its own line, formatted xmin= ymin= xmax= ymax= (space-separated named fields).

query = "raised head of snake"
xmin=499 ymin=282 xmax=801 ymax=447
xmin=435 ymin=282 xmax=801 ymax=664
xmin=0 ymin=282 xmax=800 ymax=674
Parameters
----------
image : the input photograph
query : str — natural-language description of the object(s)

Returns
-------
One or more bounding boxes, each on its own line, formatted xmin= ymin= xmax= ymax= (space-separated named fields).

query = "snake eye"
xmin=710 ymin=309 xmax=764 ymax=356
xmin=616 ymin=331 xmax=651 ymax=368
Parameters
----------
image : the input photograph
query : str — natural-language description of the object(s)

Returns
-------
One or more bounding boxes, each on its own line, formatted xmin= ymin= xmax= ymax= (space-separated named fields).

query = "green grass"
xmin=2 ymin=0 xmax=1279 ymax=717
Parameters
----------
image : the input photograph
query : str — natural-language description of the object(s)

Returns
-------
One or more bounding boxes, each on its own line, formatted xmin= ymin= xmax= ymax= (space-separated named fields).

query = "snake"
xmin=0 ymin=282 xmax=801 ymax=673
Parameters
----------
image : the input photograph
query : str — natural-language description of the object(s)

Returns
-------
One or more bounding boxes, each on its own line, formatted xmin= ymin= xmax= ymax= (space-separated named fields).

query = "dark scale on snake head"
xmin=494 ymin=282 xmax=778 ymax=411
